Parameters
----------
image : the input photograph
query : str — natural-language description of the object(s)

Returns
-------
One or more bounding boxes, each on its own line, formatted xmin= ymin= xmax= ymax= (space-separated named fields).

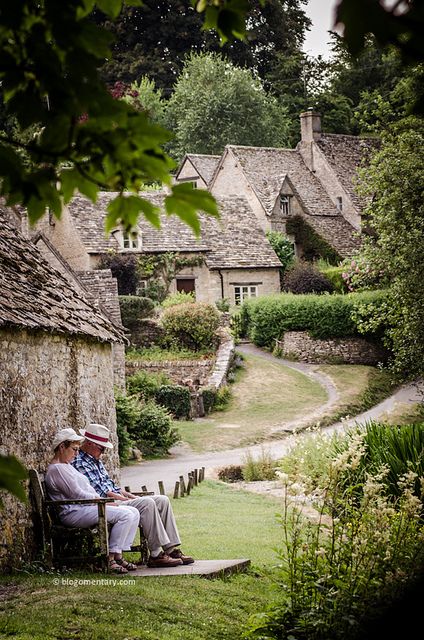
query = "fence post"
xmin=173 ymin=481 xmax=180 ymax=499
xmin=179 ymin=475 xmax=186 ymax=497
xmin=158 ymin=481 xmax=165 ymax=495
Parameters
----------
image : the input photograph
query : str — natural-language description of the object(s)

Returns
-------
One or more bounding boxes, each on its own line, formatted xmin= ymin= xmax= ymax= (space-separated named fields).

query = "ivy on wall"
xmin=286 ymin=216 xmax=341 ymax=264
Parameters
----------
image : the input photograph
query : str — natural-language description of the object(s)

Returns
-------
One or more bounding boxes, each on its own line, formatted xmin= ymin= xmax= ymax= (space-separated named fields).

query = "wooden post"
xmin=201 ymin=466 xmax=206 ymax=482
xmin=97 ymin=502 xmax=109 ymax=572
xmin=173 ymin=481 xmax=180 ymax=499
xmin=158 ymin=481 xmax=165 ymax=495
xmin=186 ymin=474 xmax=192 ymax=495
xmin=124 ymin=485 xmax=130 ymax=492
xmin=141 ymin=485 xmax=148 ymax=492
xmin=194 ymin=469 xmax=198 ymax=486
xmin=179 ymin=475 xmax=186 ymax=496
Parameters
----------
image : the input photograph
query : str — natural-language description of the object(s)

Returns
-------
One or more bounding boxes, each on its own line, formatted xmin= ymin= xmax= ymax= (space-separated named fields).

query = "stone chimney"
xmin=300 ymin=110 xmax=322 ymax=143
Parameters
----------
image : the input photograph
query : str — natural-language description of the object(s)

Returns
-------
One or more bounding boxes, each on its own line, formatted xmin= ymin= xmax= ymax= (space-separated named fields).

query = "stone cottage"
xmin=174 ymin=153 xmax=221 ymax=189
xmin=41 ymin=192 xmax=282 ymax=307
xmin=208 ymin=111 xmax=378 ymax=261
xmin=0 ymin=210 xmax=125 ymax=570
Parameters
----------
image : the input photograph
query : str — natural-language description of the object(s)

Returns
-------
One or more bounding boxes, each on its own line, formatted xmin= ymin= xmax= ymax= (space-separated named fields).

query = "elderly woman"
xmin=45 ymin=427 xmax=139 ymax=574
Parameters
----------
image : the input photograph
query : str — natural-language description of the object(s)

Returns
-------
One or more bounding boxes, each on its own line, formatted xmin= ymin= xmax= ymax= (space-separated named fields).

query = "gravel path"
xmin=121 ymin=347 xmax=423 ymax=495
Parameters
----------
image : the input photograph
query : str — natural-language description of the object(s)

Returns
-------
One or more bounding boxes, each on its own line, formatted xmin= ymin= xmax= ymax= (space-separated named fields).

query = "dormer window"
xmin=336 ymin=197 xmax=343 ymax=212
xmin=122 ymin=230 xmax=140 ymax=250
xmin=279 ymin=194 xmax=291 ymax=215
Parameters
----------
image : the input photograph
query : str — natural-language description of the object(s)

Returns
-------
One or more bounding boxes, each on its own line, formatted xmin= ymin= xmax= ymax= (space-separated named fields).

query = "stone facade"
xmin=279 ymin=331 xmax=387 ymax=365
xmin=0 ymin=328 xmax=120 ymax=570
xmin=175 ymin=154 xmax=220 ymax=189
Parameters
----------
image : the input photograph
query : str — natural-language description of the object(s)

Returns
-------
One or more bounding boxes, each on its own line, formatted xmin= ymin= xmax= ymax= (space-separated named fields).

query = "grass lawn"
xmin=175 ymin=354 xmax=390 ymax=453
xmin=0 ymin=481 xmax=285 ymax=640
xmin=176 ymin=353 xmax=327 ymax=451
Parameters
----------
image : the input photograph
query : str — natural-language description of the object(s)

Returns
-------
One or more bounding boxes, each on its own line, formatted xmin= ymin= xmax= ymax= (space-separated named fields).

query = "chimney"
xmin=300 ymin=110 xmax=321 ymax=143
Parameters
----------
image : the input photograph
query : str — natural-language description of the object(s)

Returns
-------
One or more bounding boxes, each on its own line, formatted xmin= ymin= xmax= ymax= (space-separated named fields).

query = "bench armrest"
xmin=45 ymin=498 xmax=115 ymax=506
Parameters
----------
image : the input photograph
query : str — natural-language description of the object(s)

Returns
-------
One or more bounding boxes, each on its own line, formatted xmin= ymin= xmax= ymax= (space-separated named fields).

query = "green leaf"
xmin=0 ymin=455 xmax=28 ymax=507
xmin=105 ymin=194 xmax=161 ymax=233
xmin=60 ymin=168 xmax=81 ymax=204
xmin=96 ymin=0 xmax=124 ymax=19
xmin=165 ymin=184 xmax=219 ymax=237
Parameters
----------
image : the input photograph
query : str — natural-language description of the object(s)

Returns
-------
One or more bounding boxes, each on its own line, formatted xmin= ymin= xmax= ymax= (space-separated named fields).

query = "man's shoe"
xmin=147 ymin=552 xmax=183 ymax=568
xmin=168 ymin=548 xmax=195 ymax=565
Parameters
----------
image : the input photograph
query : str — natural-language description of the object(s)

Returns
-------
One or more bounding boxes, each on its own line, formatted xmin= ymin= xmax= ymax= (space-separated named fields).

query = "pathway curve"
xmin=121 ymin=346 xmax=423 ymax=494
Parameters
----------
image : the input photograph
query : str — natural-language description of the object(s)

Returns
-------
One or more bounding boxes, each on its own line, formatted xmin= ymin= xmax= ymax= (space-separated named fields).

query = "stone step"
xmin=128 ymin=558 xmax=250 ymax=578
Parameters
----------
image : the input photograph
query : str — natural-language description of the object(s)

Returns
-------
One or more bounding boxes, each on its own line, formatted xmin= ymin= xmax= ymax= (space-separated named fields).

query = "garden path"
xmin=121 ymin=345 xmax=424 ymax=495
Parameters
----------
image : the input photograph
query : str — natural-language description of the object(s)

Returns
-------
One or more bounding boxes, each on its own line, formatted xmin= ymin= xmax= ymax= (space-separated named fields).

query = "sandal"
xmin=115 ymin=557 xmax=137 ymax=571
xmin=108 ymin=559 xmax=128 ymax=574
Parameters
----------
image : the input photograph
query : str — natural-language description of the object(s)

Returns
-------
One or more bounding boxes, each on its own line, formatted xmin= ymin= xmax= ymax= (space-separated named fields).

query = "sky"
xmin=302 ymin=0 xmax=340 ymax=59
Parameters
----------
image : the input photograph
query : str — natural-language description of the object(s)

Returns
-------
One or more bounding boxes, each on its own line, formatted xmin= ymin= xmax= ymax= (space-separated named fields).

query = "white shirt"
xmin=45 ymin=462 xmax=100 ymax=518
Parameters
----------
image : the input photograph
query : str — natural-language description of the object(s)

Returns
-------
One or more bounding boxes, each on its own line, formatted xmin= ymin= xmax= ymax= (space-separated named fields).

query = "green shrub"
xmin=217 ymin=465 xmax=244 ymax=482
xmin=242 ymin=449 xmax=277 ymax=481
xmin=318 ymin=265 xmax=347 ymax=293
xmin=213 ymin=385 xmax=232 ymax=411
xmin=202 ymin=387 xmax=217 ymax=414
xmin=126 ymin=370 xmax=170 ymax=400
xmin=155 ymin=384 xmax=191 ymax=419
xmin=114 ymin=394 xmax=138 ymax=465
xmin=119 ymin=295 xmax=155 ymax=328
xmin=215 ymin=297 xmax=230 ymax=312
xmin=241 ymin=290 xmax=389 ymax=348
xmin=161 ymin=291 xmax=195 ymax=308
xmin=161 ymin=301 xmax=220 ymax=351
xmin=282 ymin=262 xmax=334 ymax=294
xmin=99 ymin=253 xmax=138 ymax=295
xmin=127 ymin=400 xmax=180 ymax=456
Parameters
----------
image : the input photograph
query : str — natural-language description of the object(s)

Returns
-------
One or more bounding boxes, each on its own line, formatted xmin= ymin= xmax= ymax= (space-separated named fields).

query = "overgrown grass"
xmin=0 ymin=482 xmax=285 ymax=640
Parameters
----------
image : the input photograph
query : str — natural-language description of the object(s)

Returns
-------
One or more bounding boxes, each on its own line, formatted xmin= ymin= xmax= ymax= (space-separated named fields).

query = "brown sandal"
xmin=108 ymin=559 xmax=128 ymax=574
xmin=115 ymin=557 xmax=137 ymax=571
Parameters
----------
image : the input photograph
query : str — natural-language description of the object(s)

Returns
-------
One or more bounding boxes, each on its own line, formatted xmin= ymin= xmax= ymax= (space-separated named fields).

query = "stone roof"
xmin=225 ymin=145 xmax=359 ymax=257
xmin=316 ymin=134 xmax=380 ymax=211
xmin=227 ymin=145 xmax=338 ymax=217
xmin=176 ymin=154 xmax=221 ymax=185
xmin=0 ymin=208 xmax=124 ymax=342
xmin=67 ymin=192 xmax=281 ymax=270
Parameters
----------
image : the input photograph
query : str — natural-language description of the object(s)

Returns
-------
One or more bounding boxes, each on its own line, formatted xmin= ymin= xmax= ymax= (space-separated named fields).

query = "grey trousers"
xmin=125 ymin=495 xmax=181 ymax=551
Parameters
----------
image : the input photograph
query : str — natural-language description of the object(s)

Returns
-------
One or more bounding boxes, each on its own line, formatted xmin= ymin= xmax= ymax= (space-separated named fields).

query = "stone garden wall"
xmin=0 ymin=328 xmax=120 ymax=570
xmin=279 ymin=331 xmax=387 ymax=365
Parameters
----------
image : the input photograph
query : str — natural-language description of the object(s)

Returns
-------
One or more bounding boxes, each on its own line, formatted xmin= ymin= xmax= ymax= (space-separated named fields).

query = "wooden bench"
xmin=29 ymin=470 xmax=150 ymax=570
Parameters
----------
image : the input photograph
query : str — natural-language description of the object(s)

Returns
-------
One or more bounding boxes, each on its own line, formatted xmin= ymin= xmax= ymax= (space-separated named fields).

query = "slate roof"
xmin=223 ymin=145 xmax=359 ymax=257
xmin=67 ymin=192 xmax=281 ymax=270
xmin=226 ymin=145 xmax=338 ymax=217
xmin=0 ymin=208 xmax=124 ymax=342
xmin=316 ymin=134 xmax=380 ymax=211
xmin=176 ymin=154 xmax=221 ymax=185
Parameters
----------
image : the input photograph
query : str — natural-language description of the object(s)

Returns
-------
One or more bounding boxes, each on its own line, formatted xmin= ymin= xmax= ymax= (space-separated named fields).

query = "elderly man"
xmin=72 ymin=423 xmax=194 ymax=568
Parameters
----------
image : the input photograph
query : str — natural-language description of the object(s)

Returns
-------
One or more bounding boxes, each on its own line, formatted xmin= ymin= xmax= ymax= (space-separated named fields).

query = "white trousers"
xmin=125 ymin=495 xmax=181 ymax=551
xmin=61 ymin=504 xmax=140 ymax=554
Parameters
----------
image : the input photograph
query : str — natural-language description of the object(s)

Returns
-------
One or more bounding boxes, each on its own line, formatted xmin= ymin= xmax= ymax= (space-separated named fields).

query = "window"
xmin=121 ymin=231 xmax=140 ymax=250
xmin=336 ymin=196 xmax=343 ymax=212
xmin=279 ymin=194 xmax=291 ymax=215
xmin=234 ymin=285 xmax=258 ymax=305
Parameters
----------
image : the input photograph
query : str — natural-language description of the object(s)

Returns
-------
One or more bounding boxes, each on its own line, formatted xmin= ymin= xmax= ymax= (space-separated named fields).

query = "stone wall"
xmin=125 ymin=357 xmax=215 ymax=386
xmin=0 ymin=328 xmax=120 ymax=570
xmin=279 ymin=331 xmax=387 ymax=365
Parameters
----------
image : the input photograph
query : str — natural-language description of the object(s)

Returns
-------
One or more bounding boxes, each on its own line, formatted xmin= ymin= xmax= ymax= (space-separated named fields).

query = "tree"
xmin=356 ymin=117 xmax=424 ymax=378
xmin=0 ymin=0 xmax=254 ymax=235
xmin=165 ymin=53 xmax=291 ymax=159
xmin=96 ymin=0 xmax=311 ymax=93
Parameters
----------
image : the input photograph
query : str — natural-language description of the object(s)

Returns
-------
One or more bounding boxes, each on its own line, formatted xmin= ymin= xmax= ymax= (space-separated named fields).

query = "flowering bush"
xmin=248 ymin=423 xmax=424 ymax=640
xmin=161 ymin=301 xmax=220 ymax=351
xmin=341 ymin=255 xmax=386 ymax=292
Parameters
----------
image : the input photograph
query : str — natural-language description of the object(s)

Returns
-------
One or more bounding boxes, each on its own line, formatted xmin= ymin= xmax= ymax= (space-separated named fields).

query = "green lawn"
xmin=0 ymin=482 xmax=285 ymax=640
xmin=177 ymin=353 xmax=328 ymax=451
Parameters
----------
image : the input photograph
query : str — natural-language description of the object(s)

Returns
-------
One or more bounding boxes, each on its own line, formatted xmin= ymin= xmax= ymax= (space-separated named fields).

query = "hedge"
xmin=239 ymin=290 xmax=389 ymax=348
xmin=155 ymin=385 xmax=191 ymax=420
xmin=119 ymin=295 xmax=155 ymax=328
